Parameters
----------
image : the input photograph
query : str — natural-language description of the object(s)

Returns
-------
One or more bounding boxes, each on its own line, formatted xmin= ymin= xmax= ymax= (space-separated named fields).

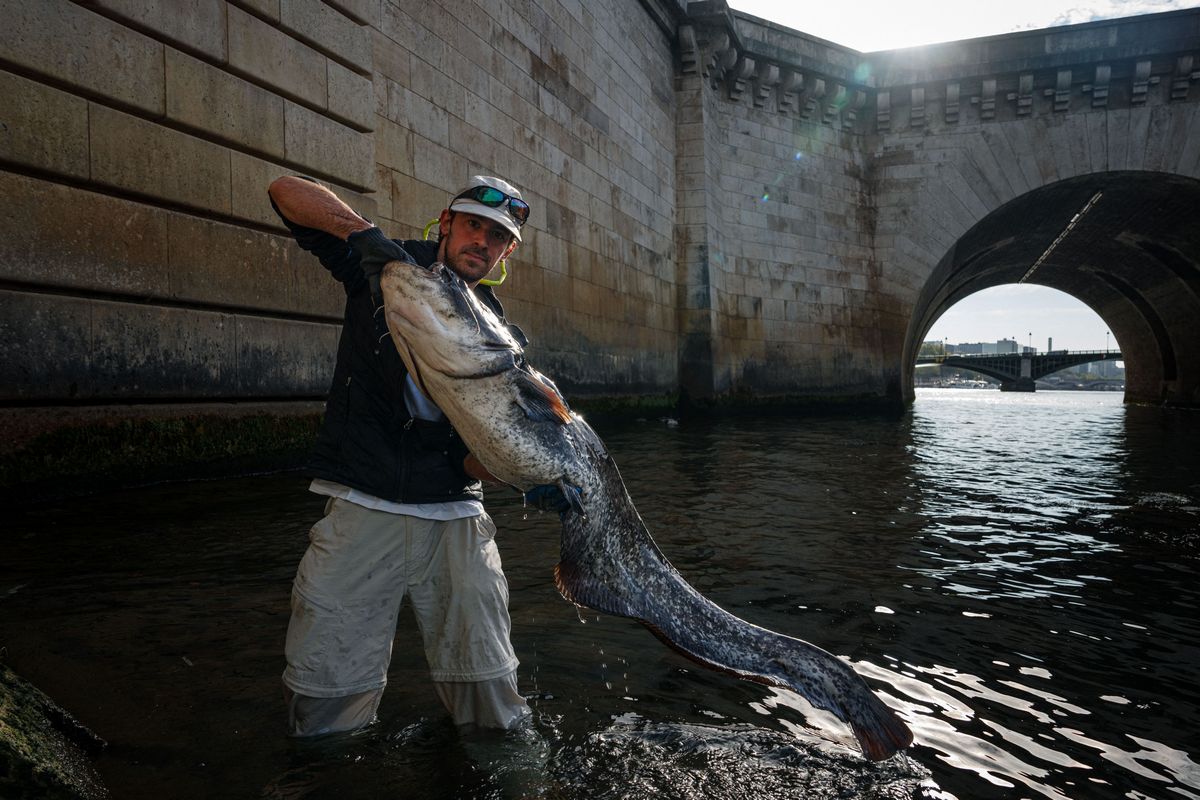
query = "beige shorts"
xmin=283 ymin=498 xmax=520 ymax=698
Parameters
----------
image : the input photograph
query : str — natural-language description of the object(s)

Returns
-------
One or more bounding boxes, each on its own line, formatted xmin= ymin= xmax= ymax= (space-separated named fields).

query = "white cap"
xmin=448 ymin=175 xmax=526 ymax=241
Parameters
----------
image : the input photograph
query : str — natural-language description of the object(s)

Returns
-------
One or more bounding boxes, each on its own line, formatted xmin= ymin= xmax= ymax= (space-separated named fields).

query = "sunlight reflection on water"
xmin=3 ymin=390 xmax=1198 ymax=799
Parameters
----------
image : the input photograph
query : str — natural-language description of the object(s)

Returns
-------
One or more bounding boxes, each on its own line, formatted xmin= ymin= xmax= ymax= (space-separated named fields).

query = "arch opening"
xmin=905 ymin=172 xmax=1200 ymax=406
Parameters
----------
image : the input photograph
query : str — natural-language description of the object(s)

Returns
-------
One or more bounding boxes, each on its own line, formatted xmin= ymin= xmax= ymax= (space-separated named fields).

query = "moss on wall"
xmin=0 ymin=662 xmax=108 ymax=800
xmin=1 ymin=411 xmax=321 ymax=503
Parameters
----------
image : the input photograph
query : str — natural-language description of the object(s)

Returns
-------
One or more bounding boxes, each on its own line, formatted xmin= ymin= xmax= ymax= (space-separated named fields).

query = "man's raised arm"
xmin=268 ymin=176 xmax=373 ymax=241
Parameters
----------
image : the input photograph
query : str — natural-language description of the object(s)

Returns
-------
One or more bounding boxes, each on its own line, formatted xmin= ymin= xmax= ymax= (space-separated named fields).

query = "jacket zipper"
xmin=396 ymin=416 xmax=414 ymax=500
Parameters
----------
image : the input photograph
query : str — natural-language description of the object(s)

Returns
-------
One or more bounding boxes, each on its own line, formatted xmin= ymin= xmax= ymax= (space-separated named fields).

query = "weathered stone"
xmin=284 ymin=101 xmax=374 ymax=190
xmin=327 ymin=59 xmax=376 ymax=131
xmin=89 ymin=301 xmax=240 ymax=398
xmin=287 ymin=233 xmax=348 ymax=318
xmin=325 ymin=0 xmax=378 ymax=26
xmin=78 ymin=0 xmax=228 ymax=61
xmin=229 ymin=0 xmax=279 ymax=21
xmin=229 ymin=151 xmax=295 ymax=230
xmin=0 ymin=661 xmax=108 ymax=800
xmin=0 ymin=71 xmax=89 ymax=179
xmin=227 ymin=3 xmax=326 ymax=108
xmin=371 ymin=26 xmax=411 ymax=84
xmin=0 ymin=402 xmax=323 ymax=499
xmin=279 ymin=0 xmax=372 ymax=74
xmin=88 ymin=104 xmax=233 ymax=214
xmin=234 ymin=315 xmax=339 ymax=394
xmin=165 ymin=48 xmax=286 ymax=158
xmin=0 ymin=0 xmax=164 ymax=115
xmin=0 ymin=291 xmax=95 ymax=402
xmin=375 ymin=117 xmax=413 ymax=171
xmin=0 ymin=172 xmax=171 ymax=296
xmin=166 ymin=215 xmax=291 ymax=311
xmin=388 ymin=170 xmax=448 ymax=232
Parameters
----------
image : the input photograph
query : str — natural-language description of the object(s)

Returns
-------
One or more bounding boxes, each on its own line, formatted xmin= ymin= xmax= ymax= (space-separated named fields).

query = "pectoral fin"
xmin=514 ymin=370 xmax=572 ymax=425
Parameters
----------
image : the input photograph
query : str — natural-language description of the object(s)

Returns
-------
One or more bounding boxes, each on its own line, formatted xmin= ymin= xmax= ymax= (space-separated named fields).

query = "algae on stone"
xmin=0 ymin=661 xmax=108 ymax=799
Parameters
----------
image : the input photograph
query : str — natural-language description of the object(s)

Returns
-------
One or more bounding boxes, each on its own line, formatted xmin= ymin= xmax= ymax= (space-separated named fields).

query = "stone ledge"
xmin=0 ymin=402 xmax=324 ymax=505
xmin=0 ymin=661 xmax=108 ymax=800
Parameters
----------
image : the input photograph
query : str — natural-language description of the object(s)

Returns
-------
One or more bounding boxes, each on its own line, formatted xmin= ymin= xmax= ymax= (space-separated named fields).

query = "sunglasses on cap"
xmin=453 ymin=186 xmax=530 ymax=226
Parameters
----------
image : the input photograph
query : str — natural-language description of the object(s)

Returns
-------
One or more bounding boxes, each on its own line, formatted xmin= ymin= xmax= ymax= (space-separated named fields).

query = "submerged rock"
xmin=0 ymin=661 xmax=108 ymax=799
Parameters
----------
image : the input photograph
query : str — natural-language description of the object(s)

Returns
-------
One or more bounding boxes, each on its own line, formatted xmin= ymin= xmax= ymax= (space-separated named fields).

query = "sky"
xmin=923 ymin=285 xmax=1118 ymax=353
xmin=727 ymin=0 xmax=1197 ymax=352
xmin=727 ymin=0 xmax=1200 ymax=52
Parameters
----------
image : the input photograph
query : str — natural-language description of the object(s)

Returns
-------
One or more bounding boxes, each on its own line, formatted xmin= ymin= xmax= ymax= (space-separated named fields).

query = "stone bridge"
xmin=916 ymin=350 xmax=1123 ymax=391
xmin=0 ymin=0 xmax=1197 ymax=492
xmin=680 ymin=2 xmax=1200 ymax=408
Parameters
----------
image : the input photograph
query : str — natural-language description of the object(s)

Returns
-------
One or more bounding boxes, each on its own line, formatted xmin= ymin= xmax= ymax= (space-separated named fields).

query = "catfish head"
xmin=379 ymin=260 xmax=523 ymax=387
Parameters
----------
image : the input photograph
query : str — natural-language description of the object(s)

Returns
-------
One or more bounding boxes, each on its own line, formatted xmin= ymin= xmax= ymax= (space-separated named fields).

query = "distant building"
xmin=949 ymin=339 xmax=1019 ymax=355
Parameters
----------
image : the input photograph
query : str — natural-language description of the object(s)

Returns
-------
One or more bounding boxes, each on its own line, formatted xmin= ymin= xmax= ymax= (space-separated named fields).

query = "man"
xmin=267 ymin=174 xmax=535 ymax=736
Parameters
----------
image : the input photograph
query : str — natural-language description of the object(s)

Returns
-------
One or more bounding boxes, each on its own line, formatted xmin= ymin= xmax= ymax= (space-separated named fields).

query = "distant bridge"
xmin=915 ymin=351 xmax=1123 ymax=392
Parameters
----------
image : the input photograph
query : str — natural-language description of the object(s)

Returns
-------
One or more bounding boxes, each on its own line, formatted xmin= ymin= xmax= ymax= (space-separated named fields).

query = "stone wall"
xmin=0 ymin=0 xmax=682 ymax=495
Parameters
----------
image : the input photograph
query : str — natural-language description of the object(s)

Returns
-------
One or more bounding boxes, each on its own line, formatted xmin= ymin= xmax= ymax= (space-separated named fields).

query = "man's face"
xmin=437 ymin=210 xmax=517 ymax=285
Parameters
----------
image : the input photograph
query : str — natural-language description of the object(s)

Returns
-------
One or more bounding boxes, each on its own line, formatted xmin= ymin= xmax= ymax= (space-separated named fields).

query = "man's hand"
xmin=268 ymin=176 xmax=372 ymax=240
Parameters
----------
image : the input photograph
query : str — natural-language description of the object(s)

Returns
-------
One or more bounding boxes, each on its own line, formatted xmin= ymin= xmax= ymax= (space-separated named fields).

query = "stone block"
xmin=166 ymin=48 xmax=286 ymax=158
xmin=79 ymin=0 xmax=228 ymax=61
xmin=0 ymin=171 xmax=171 ymax=296
xmin=0 ymin=290 xmax=92 ymax=401
xmin=0 ymin=292 xmax=244 ymax=400
xmin=372 ymin=27 xmax=410 ymax=84
xmin=89 ymin=104 xmax=233 ymax=214
xmin=89 ymin=300 xmax=239 ymax=397
xmin=166 ymin=214 xmax=291 ymax=311
xmin=327 ymin=59 xmax=376 ymax=131
xmin=287 ymin=235 xmax=348 ymax=318
xmin=372 ymin=165 xmax=395 ymax=221
xmin=389 ymin=170 xmax=447 ymax=232
xmin=280 ymin=0 xmax=371 ymax=74
xmin=284 ymin=101 xmax=374 ymax=190
xmin=230 ymin=0 xmax=279 ymax=21
xmin=325 ymin=0 xmax=379 ymax=26
xmin=389 ymin=82 xmax=449 ymax=144
xmin=0 ymin=0 xmax=164 ymax=115
xmin=375 ymin=117 xmax=413 ymax=171
xmin=0 ymin=70 xmax=89 ymax=178
xmin=230 ymin=151 xmax=294 ymax=229
xmin=234 ymin=315 xmax=338 ymax=394
xmin=227 ymin=4 xmax=326 ymax=108
xmin=410 ymin=135 xmax=460 ymax=193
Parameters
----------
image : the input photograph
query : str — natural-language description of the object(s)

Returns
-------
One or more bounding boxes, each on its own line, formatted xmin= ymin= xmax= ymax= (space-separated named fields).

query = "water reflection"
xmin=2 ymin=391 xmax=1198 ymax=798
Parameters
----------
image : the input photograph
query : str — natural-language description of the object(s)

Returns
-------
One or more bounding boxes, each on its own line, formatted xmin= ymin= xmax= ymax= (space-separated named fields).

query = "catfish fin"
xmin=553 ymin=558 xmax=637 ymax=620
xmin=514 ymin=371 xmax=572 ymax=424
xmin=557 ymin=480 xmax=585 ymax=516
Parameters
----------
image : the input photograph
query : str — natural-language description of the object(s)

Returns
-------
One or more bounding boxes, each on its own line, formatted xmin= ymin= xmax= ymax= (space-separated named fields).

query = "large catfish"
xmin=373 ymin=244 xmax=913 ymax=761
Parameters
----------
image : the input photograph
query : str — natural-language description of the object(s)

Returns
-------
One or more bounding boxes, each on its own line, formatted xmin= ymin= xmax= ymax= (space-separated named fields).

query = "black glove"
xmin=524 ymin=482 xmax=583 ymax=517
xmin=347 ymin=227 xmax=415 ymax=300
xmin=346 ymin=227 xmax=417 ymax=342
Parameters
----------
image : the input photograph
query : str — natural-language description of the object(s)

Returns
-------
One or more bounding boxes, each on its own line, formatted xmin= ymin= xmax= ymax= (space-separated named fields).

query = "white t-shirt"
xmin=309 ymin=479 xmax=483 ymax=520
xmin=308 ymin=374 xmax=483 ymax=520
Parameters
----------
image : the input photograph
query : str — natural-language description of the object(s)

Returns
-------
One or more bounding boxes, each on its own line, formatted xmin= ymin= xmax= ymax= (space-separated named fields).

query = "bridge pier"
xmin=1000 ymin=378 xmax=1036 ymax=392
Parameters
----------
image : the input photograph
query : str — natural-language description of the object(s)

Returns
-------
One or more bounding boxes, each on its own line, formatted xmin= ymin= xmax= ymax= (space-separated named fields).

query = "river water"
xmin=3 ymin=389 xmax=1198 ymax=799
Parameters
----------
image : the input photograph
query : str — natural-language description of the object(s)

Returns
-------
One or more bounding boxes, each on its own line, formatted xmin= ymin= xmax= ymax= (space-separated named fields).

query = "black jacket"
xmin=273 ymin=198 xmax=526 ymax=503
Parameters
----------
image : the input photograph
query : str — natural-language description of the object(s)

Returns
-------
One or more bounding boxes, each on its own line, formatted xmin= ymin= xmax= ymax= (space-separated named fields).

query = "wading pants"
xmin=283 ymin=498 xmax=530 ymax=736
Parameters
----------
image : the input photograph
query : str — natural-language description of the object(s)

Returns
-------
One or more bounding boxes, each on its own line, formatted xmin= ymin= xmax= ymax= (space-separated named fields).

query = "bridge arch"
xmin=898 ymin=170 xmax=1200 ymax=406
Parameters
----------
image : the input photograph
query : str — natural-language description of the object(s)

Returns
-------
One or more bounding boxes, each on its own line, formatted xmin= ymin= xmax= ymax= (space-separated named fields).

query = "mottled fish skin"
xmin=380 ymin=260 xmax=914 ymax=761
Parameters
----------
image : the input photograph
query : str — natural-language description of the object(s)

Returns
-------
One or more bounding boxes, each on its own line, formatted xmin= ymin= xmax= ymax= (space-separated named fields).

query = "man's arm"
xmin=268 ymin=176 xmax=373 ymax=240
xmin=463 ymin=452 xmax=499 ymax=482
